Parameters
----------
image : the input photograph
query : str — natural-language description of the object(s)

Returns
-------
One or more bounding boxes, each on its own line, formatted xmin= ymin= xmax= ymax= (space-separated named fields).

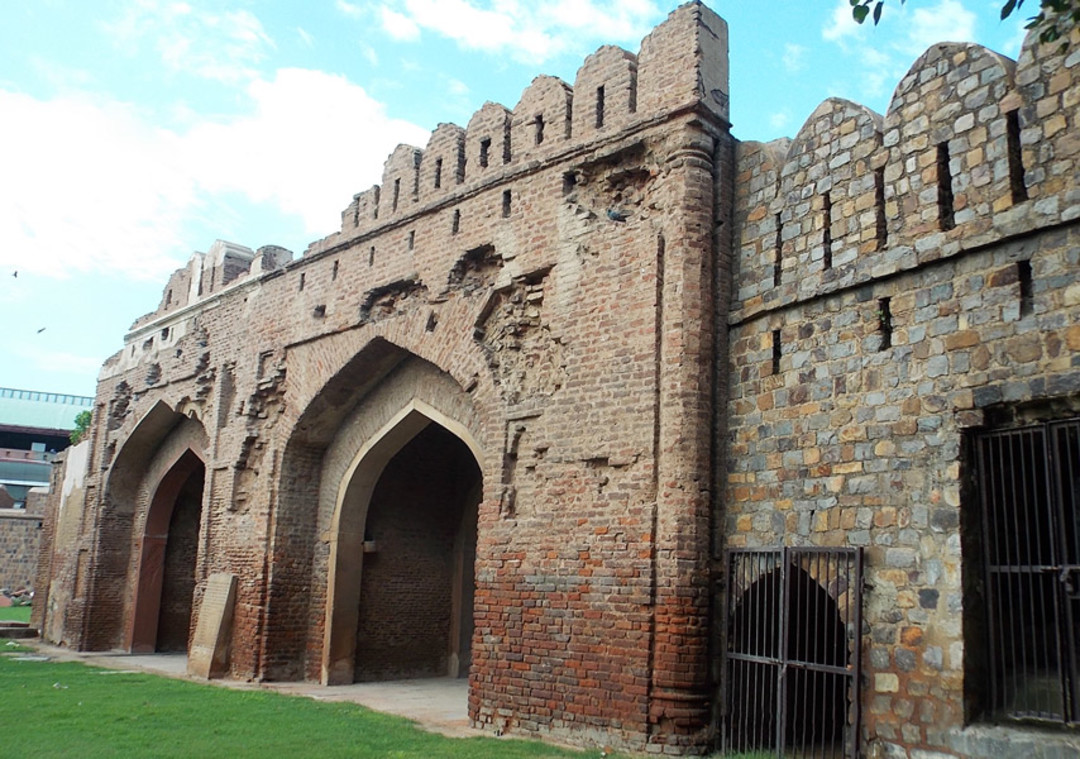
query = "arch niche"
xmin=93 ymin=400 xmax=208 ymax=654
xmin=322 ymin=399 xmax=485 ymax=685
xmin=128 ymin=448 xmax=206 ymax=653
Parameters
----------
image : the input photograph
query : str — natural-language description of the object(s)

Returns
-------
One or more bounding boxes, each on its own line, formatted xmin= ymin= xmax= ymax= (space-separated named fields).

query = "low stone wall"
xmin=0 ymin=506 xmax=44 ymax=592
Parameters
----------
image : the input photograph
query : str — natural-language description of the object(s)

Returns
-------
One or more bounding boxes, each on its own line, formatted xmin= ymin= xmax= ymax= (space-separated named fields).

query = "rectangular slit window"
xmin=771 ymin=329 xmax=782 ymax=374
xmin=502 ymin=190 xmax=512 ymax=218
xmin=822 ymin=191 xmax=833 ymax=270
xmin=368 ymin=247 xmax=375 ymax=266
xmin=332 ymin=260 xmax=339 ymax=281
xmin=875 ymin=166 xmax=888 ymax=251
xmin=937 ymin=142 xmax=955 ymax=230
xmin=434 ymin=158 xmax=443 ymax=189
xmin=408 ymin=231 xmax=415 ymax=251
xmin=1018 ymin=259 xmax=1033 ymax=316
xmin=299 ymin=272 xmax=305 ymax=291
xmin=1007 ymin=110 xmax=1028 ymax=204
xmin=595 ymin=85 xmax=605 ymax=129
xmin=392 ymin=178 xmax=400 ymax=212
xmin=479 ymin=138 xmax=490 ymax=168
xmin=878 ymin=297 xmax=892 ymax=351
xmin=452 ymin=209 xmax=461 ymax=235
xmin=773 ymin=214 xmax=783 ymax=287
xmin=534 ymin=115 xmax=545 ymax=145
xmin=503 ymin=120 xmax=511 ymax=163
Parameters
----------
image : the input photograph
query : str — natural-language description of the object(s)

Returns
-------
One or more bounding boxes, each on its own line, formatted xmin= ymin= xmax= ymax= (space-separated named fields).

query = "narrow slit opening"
xmin=502 ymin=190 xmax=512 ymax=218
xmin=772 ymin=329 xmax=782 ymax=374
xmin=822 ymin=191 xmax=833 ymax=270
xmin=773 ymin=214 xmax=783 ymax=287
xmin=434 ymin=158 xmax=443 ymax=189
xmin=479 ymin=138 xmax=490 ymax=169
xmin=1006 ymin=110 xmax=1028 ymax=204
xmin=452 ymin=209 xmax=461 ymax=235
xmin=878 ymin=297 xmax=892 ymax=351
xmin=937 ymin=142 xmax=955 ymax=231
xmin=875 ymin=167 xmax=888 ymax=251
xmin=1018 ymin=259 xmax=1033 ymax=317
xmin=534 ymin=114 xmax=545 ymax=145
xmin=595 ymin=85 xmax=605 ymax=129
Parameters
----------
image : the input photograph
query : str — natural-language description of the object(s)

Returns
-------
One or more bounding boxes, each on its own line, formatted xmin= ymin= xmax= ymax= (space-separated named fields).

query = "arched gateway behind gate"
xmin=322 ymin=401 xmax=484 ymax=685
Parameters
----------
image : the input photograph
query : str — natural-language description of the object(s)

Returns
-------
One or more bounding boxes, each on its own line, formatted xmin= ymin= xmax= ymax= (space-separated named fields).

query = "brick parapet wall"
xmin=43 ymin=4 xmax=732 ymax=753
xmin=0 ymin=506 xmax=44 ymax=591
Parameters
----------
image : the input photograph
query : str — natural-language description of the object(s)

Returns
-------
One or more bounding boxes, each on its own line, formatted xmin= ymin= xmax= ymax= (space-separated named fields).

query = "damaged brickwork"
xmin=35 ymin=4 xmax=1080 ymax=757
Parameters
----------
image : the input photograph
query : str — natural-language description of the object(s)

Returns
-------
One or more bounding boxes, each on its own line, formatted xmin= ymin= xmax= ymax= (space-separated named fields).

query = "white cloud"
xmin=769 ymin=111 xmax=791 ymax=130
xmin=905 ymin=0 xmax=977 ymax=53
xmin=183 ymin=69 xmax=430 ymax=235
xmin=782 ymin=43 xmax=807 ymax=72
xmin=297 ymin=27 xmax=314 ymax=47
xmin=0 ymin=71 xmax=429 ymax=281
xmin=103 ymin=0 xmax=275 ymax=84
xmin=371 ymin=0 xmax=661 ymax=63
xmin=380 ymin=7 xmax=421 ymax=41
xmin=823 ymin=0 xmax=863 ymax=43
xmin=821 ymin=0 xmax=979 ymax=107
xmin=336 ymin=0 xmax=365 ymax=18
xmin=0 ymin=90 xmax=196 ymax=280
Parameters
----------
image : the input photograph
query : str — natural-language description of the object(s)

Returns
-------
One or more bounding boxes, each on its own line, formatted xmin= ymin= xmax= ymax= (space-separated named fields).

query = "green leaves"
xmin=850 ymin=0 xmax=1076 ymax=52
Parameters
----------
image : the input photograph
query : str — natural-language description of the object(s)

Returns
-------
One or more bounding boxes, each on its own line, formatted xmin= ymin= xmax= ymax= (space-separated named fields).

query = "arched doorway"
xmin=321 ymin=401 xmax=485 ymax=685
xmin=723 ymin=548 xmax=861 ymax=757
xmin=129 ymin=450 xmax=206 ymax=653
xmin=354 ymin=424 xmax=481 ymax=680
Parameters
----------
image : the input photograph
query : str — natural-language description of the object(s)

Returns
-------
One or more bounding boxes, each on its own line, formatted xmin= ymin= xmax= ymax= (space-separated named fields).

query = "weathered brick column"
xmin=647 ymin=123 xmax=719 ymax=748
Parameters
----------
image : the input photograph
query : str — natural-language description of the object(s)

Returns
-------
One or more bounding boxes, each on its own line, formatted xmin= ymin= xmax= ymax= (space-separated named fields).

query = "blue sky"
xmin=0 ymin=0 xmax=1028 ymax=399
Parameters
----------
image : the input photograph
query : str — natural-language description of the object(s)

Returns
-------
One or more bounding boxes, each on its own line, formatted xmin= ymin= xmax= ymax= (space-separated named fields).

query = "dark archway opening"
xmin=129 ymin=451 xmax=206 ymax=654
xmin=727 ymin=564 xmax=848 ymax=756
xmin=353 ymin=423 xmax=481 ymax=681
xmin=156 ymin=465 xmax=205 ymax=652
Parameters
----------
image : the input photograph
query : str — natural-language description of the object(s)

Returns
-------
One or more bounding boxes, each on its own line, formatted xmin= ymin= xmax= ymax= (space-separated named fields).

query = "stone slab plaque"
xmin=187 ymin=572 xmax=237 ymax=679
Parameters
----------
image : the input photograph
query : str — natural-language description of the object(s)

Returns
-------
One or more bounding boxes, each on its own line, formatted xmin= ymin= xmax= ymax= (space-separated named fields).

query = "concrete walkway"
xmin=24 ymin=643 xmax=474 ymax=738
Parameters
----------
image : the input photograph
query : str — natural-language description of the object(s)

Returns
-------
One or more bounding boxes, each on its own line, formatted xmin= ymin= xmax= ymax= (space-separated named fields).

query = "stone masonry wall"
xmin=728 ymin=25 xmax=1080 ymax=759
xmin=36 ymin=5 xmax=1080 ymax=757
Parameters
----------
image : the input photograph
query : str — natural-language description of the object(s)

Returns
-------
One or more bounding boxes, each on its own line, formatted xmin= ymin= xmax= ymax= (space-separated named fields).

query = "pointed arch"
xmin=322 ymin=399 xmax=484 ymax=684
xmin=127 ymin=447 xmax=205 ymax=652
xmin=89 ymin=401 xmax=208 ymax=651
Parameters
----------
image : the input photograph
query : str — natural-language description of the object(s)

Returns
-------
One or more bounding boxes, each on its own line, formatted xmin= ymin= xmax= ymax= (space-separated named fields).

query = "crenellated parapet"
xmin=131 ymin=240 xmax=293 ymax=332
xmin=732 ymin=26 xmax=1080 ymax=322
xmin=313 ymin=2 xmax=729 ymax=255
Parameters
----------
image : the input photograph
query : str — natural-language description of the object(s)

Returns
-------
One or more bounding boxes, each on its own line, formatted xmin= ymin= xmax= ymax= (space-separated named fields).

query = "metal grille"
xmin=722 ymin=547 xmax=863 ymax=758
xmin=974 ymin=419 xmax=1079 ymax=725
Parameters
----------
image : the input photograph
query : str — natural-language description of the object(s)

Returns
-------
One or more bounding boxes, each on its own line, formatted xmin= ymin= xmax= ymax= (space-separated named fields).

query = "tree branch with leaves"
xmin=851 ymin=0 xmax=1078 ymax=47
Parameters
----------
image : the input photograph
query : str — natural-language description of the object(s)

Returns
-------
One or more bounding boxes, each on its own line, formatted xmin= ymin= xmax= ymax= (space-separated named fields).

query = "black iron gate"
xmin=722 ymin=547 xmax=863 ymax=758
xmin=973 ymin=419 xmax=1079 ymax=725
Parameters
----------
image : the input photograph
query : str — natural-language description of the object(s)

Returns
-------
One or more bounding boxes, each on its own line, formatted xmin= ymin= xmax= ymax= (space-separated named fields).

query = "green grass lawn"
xmin=0 ymin=604 xmax=32 ymax=623
xmin=0 ymin=651 xmax=613 ymax=758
